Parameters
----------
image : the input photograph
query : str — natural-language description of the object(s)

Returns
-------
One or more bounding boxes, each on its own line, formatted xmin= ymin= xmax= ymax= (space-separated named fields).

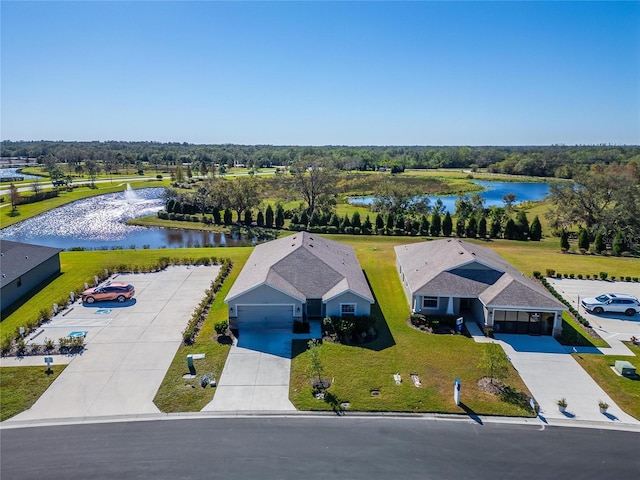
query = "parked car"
xmin=581 ymin=293 xmax=640 ymax=316
xmin=82 ymin=282 xmax=135 ymax=304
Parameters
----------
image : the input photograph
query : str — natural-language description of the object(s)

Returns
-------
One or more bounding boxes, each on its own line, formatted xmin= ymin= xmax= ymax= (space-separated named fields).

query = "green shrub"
xmin=599 ymin=272 xmax=608 ymax=280
xmin=546 ymin=269 xmax=555 ymax=277
xmin=577 ymin=274 xmax=583 ymax=279
xmin=532 ymin=271 xmax=541 ymax=278
xmin=214 ymin=321 xmax=229 ymax=335
xmin=569 ymin=273 xmax=575 ymax=279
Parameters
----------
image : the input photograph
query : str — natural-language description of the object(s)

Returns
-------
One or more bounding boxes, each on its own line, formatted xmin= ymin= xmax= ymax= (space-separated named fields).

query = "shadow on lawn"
xmin=361 ymin=270 xmax=396 ymax=352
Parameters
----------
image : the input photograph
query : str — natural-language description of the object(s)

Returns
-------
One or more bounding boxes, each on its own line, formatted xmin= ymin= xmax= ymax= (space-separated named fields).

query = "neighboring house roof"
xmin=0 ymin=240 xmax=62 ymax=288
xmin=226 ymin=232 xmax=374 ymax=304
xmin=394 ymin=239 xmax=565 ymax=310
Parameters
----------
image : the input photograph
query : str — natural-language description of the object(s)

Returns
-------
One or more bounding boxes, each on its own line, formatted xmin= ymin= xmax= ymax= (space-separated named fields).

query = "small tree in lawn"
xmin=478 ymin=217 xmax=487 ymax=239
xmin=612 ymin=231 xmax=627 ymax=255
xmin=479 ymin=343 xmax=509 ymax=385
xmin=265 ymin=204 xmax=274 ymax=228
xmin=9 ymin=183 xmax=20 ymax=215
xmin=307 ymin=339 xmax=328 ymax=391
xmin=442 ymin=212 xmax=453 ymax=237
xmin=529 ymin=216 xmax=542 ymax=241
xmin=375 ymin=213 xmax=384 ymax=233
xmin=560 ymin=230 xmax=570 ymax=252
xmin=256 ymin=211 xmax=265 ymax=227
xmin=578 ymin=228 xmax=589 ymax=253
xmin=275 ymin=204 xmax=285 ymax=229
xmin=430 ymin=212 xmax=441 ymax=237
xmin=594 ymin=231 xmax=604 ymax=254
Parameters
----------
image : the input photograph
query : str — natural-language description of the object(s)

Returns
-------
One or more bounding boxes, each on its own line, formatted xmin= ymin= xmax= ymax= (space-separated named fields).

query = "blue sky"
xmin=1 ymin=1 xmax=638 ymax=145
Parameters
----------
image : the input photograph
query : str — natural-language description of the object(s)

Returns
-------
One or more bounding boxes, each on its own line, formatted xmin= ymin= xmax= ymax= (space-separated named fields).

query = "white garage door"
xmin=236 ymin=305 xmax=294 ymax=331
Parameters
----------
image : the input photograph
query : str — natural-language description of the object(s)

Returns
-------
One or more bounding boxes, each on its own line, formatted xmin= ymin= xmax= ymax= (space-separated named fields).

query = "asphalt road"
xmin=1 ymin=417 xmax=638 ymax=479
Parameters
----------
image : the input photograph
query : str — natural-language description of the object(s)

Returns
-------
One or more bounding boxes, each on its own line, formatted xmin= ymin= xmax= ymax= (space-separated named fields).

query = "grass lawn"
xmin=0 ymin=365 xmax=67 ymax=421
xmin=290 ymin=235 xmax=533 ymax=416
xmin=573 ymin=343 xmax=640 ymax=420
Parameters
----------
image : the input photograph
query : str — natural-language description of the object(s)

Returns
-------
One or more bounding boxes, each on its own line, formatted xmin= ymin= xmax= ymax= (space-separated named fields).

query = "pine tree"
xmin=504 ymin=218 xmax=517 ymax=240
xmin=351 ymin=211 xmax=361 ymax=228
xmin=430 ymin=212 xmax=441 ymax=237
xmin=265 ymin=204 xmax=274 ymax=228
xmin=529 ymin=216 xmax=542 ymax=241
xmin=300 ymin=211 xmax=309 ymax=227
xmin=419 ymin=215 xmax=429 ymax=236
xmin=489 ymin=217 xmax=501 ymax=238
xmin=612 ymin=231 xmax=627 ymax=255
xmin=515 ymin=211 xmax=530 ymax=240
xmin=442 ymin=212 xmax=453 ymax=236
xmin=578 ymin=228 xmax=589 ymax=252
xmin=466 ymin=217 xmax=478 ymax=238
xmin=362 ymin=215 xmax=373 ymax=234
xmin=560 ymin=230 xmax=570 ymax=251
xmin=594 ymin=232 xmax=604 ymax=254
xmin=329 ymin=213 xmax=340 ymax=228
xmin=244 ymin=209 xmax=253 ymax=225
xmin=375 ymin=213 xmax=384 ymax=232
xmin=256 ymin=211 xmax=265 ymax=227
xmin=456 ymin=218 xmax=466 ymax=237
xmin=386 ymin=213 xmax=395 ymax=232
xmin=275 ymin=204 xmax=285 ymax=229
xmin=223 ymin=208 xmax=233 ymax=225
xmin=478 ymin=217 xmax=487 ymax=239
xmin=340 ymin=214 xmax=351 ymax=232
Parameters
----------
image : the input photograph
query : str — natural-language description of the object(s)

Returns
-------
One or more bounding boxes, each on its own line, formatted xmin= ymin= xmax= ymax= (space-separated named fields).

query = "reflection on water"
xmin=0 ymin=167 xmax=42 ymax=180
xmin=0 ymin=187 xmax=255 ymax=250
xmin=348 ymin=180 xmax=550 ymax=212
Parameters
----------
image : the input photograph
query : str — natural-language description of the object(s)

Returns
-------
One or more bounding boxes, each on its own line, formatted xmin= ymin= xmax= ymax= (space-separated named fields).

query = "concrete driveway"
xmin=5 ymin=265 xmax=219 ymax=422
xmin=202 ymin=329 xmax=296 ymax=412
xmin=495 ymin=335 xmax=639 ymax=425
xmin=547 ymin=278 xmax=639 ymax=354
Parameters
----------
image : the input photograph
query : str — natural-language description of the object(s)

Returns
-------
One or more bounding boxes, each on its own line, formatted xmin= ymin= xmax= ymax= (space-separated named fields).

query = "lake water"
xmin=0 ymin=187 xmax=256 ymax=250
xmin=1 ymin=180 xmax=552 ymax=250
xmin=348 ymin=180 xmax=551 ymax=213
xmin=0 ymin=167 xmax=42 ymax=180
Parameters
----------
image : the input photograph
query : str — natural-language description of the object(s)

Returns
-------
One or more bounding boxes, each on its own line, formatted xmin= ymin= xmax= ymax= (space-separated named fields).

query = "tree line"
xmin=2 ymin=140 xmax=639 ymax=179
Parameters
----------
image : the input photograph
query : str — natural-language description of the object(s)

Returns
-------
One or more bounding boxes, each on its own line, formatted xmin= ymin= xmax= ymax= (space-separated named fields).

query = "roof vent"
xmin=309 ymin=236 xmax=314 ymax=241
xmin=25 ymin=256 xmax=28 ymax=259
xmin=458 ymin=251 xmax=464 ymax=255
xmin=471 ymin=252 xmax=476 ymax=255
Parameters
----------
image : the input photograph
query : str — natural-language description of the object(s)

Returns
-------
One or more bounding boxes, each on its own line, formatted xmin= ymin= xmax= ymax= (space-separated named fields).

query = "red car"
xmin=82 ymin=282 xmax=135 ymax=304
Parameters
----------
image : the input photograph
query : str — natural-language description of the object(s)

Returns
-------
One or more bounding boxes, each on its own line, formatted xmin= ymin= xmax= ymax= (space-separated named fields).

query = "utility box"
xmin=614 ymin=360 xmax=636 ymax=377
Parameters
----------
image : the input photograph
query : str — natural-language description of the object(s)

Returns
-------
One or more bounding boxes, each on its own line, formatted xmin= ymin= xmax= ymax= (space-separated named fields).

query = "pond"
xmin=0 ymin=167 xmax=42 ymax=181
xmin=348 ymin=180 xmax=551 ymax=213
xmin=0 ymin=187 xmax=257 ymax=250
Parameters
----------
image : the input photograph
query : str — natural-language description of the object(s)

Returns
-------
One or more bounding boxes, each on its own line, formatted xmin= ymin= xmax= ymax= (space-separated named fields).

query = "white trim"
xmin=225 ymin=282 xmax=304 ymax=303
xmin=323 ymin=288 xmax=374 ymax=304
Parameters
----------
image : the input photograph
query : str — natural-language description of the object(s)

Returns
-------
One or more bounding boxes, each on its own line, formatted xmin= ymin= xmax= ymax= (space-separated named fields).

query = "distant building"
xmin=1 ymin=240 xmax=62 ymax=314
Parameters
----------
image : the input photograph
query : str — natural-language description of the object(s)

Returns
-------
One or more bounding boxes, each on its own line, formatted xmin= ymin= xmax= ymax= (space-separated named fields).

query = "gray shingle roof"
xmin=226 ymin=232 xmax=374 ymax=303
xmin=395 ymin=239 xmax=565 ymax=310
xmin=1 ymin=240 xmax=62 ymax=288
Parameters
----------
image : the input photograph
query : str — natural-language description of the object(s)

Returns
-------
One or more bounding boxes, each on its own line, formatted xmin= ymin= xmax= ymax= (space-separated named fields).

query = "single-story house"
xmin=1 ymin=240 xmax=62 ymax=314
xmin=225 ymin=232 xmax=374 ymax=333
xmin=395 ymin=239 xmax=566 ymax=336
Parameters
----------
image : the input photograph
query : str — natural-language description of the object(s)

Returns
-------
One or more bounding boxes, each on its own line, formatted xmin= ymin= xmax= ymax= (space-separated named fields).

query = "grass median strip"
xmin=573 ymin=343 xmax=640 ymax=420
xmin=0 ymin=365 xmax=67 ymax=421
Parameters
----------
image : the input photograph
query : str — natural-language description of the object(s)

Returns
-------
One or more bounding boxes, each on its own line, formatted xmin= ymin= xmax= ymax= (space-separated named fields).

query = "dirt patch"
xmin=477 ymin=377 xmax=506 ymax=395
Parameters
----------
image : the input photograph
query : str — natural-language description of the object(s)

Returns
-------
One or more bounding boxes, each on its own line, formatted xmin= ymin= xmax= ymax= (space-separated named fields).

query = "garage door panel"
xmin=237 ymin=305 xmax=293 ymax=330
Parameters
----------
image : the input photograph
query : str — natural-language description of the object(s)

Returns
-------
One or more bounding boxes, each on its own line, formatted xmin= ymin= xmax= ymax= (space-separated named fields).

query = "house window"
xmin=341 ymin=304 xmax=356 ymax=316
xmin=422 ymin=296 xmax=438 ymax=308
